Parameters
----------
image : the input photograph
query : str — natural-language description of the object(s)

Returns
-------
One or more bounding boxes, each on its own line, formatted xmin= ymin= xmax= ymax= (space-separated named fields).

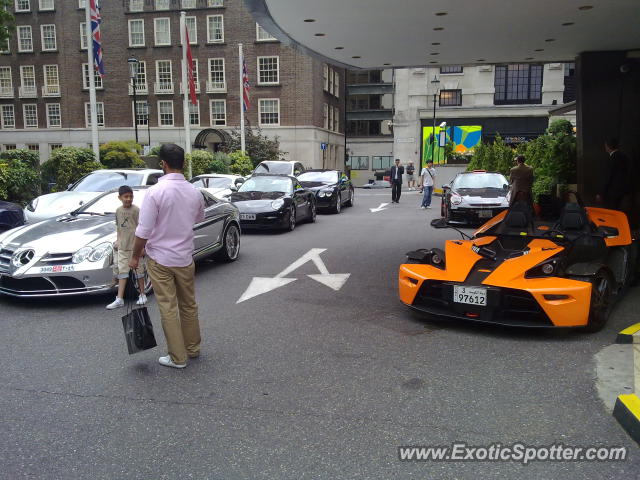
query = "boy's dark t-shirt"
xmin=406 ymin=165 xmax=415 ymax=175
xmin=115 ymin=205 xmax=140 ymax=251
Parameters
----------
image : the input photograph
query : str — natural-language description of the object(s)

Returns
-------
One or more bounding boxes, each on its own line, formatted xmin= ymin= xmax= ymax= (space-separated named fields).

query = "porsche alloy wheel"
xmin=308 ymin=201 xmax=317 ymax=223
xmin=583 ymin=270 xmax=613 ymax=332
xmin=345 ymin=188 xmax=354 ymax=207
xmin=287 ymin=208 xmax=296 ymax=231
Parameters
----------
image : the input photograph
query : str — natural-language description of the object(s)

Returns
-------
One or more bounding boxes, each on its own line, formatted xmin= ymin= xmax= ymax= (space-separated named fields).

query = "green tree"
xmin=42 ymin=147 xmax=103 ymax=192
xmin=225 ymin=126 xmax=287 ymax=167
xmin=185 ymin=150 xmax=214 ymax=178
xmin=0 ymin=1 xmax=14 ymax=53
xmin=0 ymin=151 xmax=40 ymax=204
xmin=207 ymin=152 xmax=231 ymax=174
xmin=228 ymin=150 xmax=253 ymax=176
xmin=0 ymin=148 xmax=40 ymax=170
xmin=99 ymin=141 xmax=145 ymax=169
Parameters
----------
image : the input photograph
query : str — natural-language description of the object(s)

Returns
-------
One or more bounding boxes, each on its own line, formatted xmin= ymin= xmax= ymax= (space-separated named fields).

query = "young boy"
xmin=106 ymin=185 xmax=147 ymax=309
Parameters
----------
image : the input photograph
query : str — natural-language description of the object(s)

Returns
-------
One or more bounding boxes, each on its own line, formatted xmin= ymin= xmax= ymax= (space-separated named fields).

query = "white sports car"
xmin=189 ymin=174 xmax=245 ymax=199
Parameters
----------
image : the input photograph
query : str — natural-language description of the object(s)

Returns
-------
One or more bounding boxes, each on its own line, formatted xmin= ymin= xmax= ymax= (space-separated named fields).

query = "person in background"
xmin=405 ymin=161 xmax=416 ymax=191
xmin=129 ymin=144 xmax=206 ymax=369
xmin=389 ymin=159 xmax=404 ymax=203
xmin=596 ymin=138 xmax=633 ymax=210
xmin=508 ymin=155 xmax=534 ymax=207
xmin=420 ymin=161 xmax=436 ymax=209
xmin=106 ymin=185 xmax=147 ymax=310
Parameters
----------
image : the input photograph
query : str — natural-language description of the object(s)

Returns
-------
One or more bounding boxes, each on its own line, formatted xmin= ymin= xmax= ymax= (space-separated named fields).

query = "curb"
xmin=613 ymin=394 xmax=640 ymax=445
xmin=616 ymin=323 xmax=640 ymax=344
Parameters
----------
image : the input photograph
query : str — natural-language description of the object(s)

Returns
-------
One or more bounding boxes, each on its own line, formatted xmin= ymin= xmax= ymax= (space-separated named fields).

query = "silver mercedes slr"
xmin=0 ymin=187 xmax=241 ymax=298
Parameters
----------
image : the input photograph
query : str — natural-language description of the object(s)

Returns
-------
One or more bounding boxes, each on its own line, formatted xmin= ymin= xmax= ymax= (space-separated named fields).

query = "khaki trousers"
xmin=147 ymin=257 xmax=200 ymax=365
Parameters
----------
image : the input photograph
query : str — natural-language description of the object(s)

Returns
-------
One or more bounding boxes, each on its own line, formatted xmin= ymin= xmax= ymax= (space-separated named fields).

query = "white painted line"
xmin=370 ymin=203 xmax=390 ymax=213
xmin=236 ymin=277 xmax=297 ymax=303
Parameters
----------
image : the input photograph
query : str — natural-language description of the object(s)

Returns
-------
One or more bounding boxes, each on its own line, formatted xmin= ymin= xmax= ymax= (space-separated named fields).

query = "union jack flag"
xmin=242 ymin=57 xmax=250 ymax=112
xmin=90 ymin=0 xmax=104 ymax=76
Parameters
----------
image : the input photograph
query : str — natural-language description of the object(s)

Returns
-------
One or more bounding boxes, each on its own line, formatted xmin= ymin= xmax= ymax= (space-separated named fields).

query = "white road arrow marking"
xmin=237 ymin=248 xmax=350 ymax=303
xmin=370 ymin=202 xmax=389 ymax=213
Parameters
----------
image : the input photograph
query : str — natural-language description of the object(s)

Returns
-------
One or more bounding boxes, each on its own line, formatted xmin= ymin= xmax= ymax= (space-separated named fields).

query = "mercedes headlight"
xmin=271 ymin=199 xmax=284 ymax=210
xmin=72 ymin=246 xmax=93 ymax=264
xmin=451 ymin=194 xmax=462 ymax=205
xmin=88 ymin=242 xmax=113 ymax=262
xmin=26 ymin=197 xmax=39 ymax=212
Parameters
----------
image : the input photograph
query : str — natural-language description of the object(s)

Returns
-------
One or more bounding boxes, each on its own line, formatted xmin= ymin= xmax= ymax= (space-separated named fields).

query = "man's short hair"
xmin=395 ymin=158 xmax=400 ymax=162
xmin=515 ymin=155 xmax=525 ymax=164
xmin=159 ymin=143 xmax=185 ymax=170
xmin=605 ymin=138 xmax=619 ymax=150
xmin=118 ymin=185 xmax=133 ymax=196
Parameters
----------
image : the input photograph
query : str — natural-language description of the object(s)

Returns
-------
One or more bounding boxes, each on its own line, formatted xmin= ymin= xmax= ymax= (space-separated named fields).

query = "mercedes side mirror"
xmin=442 ymin=184 xmax=449 ymax=190
xmin=230 ymin=186 xmax=238 ymax=192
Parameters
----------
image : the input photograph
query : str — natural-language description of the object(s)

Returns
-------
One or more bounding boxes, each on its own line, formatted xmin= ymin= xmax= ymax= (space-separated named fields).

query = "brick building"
xmin=0 ymin=0 xmax=345 ymax=167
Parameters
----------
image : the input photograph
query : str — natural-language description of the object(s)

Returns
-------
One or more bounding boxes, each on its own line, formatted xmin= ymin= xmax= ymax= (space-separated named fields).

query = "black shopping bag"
xmin=122 ymin=306 xmax=157 ymax=354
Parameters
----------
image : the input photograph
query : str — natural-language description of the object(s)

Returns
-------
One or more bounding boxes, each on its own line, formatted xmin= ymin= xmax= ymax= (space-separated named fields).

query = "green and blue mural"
xmin=422 ymin=125 xmax=482 ymax=166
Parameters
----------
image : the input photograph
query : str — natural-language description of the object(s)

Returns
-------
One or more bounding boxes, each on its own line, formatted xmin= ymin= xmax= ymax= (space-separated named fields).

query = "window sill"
xmin=154 ymin=44 xmax=172 ymax=48
xmin=256 ymin=83 xmax=281 ymax=87
xmin=258 ymin=124 xmax=280 ymax=127
xmin=206 ymin=41 xmax=226 ymax=46
xmin=128 ymin=45 xmax=147 ymax=49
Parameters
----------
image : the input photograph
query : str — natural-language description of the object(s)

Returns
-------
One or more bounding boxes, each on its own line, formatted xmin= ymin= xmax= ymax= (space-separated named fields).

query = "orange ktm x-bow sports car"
xmin=399 ymin=200 xmax=638 ymax=331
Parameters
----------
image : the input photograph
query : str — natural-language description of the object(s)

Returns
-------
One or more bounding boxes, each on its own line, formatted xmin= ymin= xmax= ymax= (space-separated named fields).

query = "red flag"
xmin=242 ymin=57 xmax=250 ymax=112
xmin=185 ymin=28 xmax=197 ymax=105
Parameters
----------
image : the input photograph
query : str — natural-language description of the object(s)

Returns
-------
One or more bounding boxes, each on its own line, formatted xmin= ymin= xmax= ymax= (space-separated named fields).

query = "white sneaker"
xmin=106 ymin=297 xmax=124 ymax=310
xmin=421 ymin=206 xmax=426 ymax=209
xmin=426 ymin=205 xmax=432 ymax=209
xmin=159 ymin=355 xmax=186 ymax=369
xmin=136 ymin=294 xmax=147 ymax=305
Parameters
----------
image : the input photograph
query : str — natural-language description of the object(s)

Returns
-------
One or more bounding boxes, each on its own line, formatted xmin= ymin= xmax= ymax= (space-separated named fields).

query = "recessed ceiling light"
xmin=534 ymin=49 xmax=544 ymax=52
xmin=435 ymin=12 xmax=447 ymax=16
xmin=578 ymin=5 xmax=593 ymax=10
xmin=430 ymin=52 xmax=439 ymax=55
xmin=429 ymin=61 xmax=438 ymax=64
xmin=476 ymin=59 xmax=486 ymax=62
xmin=314 ymin=33 xmax=325 ymax=37
xmin=303 ymin=19 xmax=315 ymax=22
xmin=562 ymin=22 xmax=575 ymax=26
xmin=525 ymin=57 xmax=534 ymax=60
xmin=433 ymin=27 xmax=444 ymax=31
xmin=334 ymin=46 xmax=344 ymax=50
xmin=545 ymin=38 xmax=556 ymax=42
xmin=383 ymin=63 xmax=391 ymax=66
xmin=352 ymin=56 xmax=361 ymax=59
xmin=431 ymin=42 xmax=441 ymax=45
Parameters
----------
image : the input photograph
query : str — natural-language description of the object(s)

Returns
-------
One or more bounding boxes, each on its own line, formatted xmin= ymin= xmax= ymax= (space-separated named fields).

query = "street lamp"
xmin=127 ymin=56 xmax=140 ymax=144
xmin=430 ymin=75 xmax=440 ymax=165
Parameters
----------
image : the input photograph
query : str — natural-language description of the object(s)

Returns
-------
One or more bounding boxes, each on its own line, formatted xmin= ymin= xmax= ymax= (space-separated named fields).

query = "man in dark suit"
xmin=596 ymin=138 xmax=633 ymax=210
xmin=389 ymin=158 xmax=404 ymax=203
xmin=508 ymin=155 xmax=534 ymax=207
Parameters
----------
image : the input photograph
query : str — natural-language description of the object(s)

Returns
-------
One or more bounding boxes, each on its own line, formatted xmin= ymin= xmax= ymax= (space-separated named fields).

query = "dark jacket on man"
xmin=390 ymin=165 xmax=404 ymax=184
xmin=509 ymin=163 xmax=534 ymax=205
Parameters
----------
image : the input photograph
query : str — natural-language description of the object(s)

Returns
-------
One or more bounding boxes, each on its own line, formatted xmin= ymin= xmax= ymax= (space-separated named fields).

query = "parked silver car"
xmin=25 ymin=168 xmax=164 ymax=223
xmin=0 ymin=187 xmax=241 ymax=298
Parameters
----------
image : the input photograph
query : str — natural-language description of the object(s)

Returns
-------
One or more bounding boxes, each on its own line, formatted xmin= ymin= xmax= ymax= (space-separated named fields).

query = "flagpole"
xmin=85 ymin=1 xmax=100 ymax=162
xmin=239 ymin=43 xmax=245 ymax=153
xmin=180 ymin=11 xmax=192 ymax=178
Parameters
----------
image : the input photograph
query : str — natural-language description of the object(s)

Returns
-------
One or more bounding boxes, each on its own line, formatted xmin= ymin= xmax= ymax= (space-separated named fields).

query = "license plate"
xmin=39 ymin=265 xmax=75 ymax=273
xmin=478 ymin=210 xmax=493 ymax=218
xmin=240 ymin=213 xmax=256 ymax=220
xmin=453 ymin=285 xmax=487 ymax=305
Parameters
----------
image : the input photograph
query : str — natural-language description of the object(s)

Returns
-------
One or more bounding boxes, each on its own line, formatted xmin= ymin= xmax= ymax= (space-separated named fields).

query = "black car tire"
xmin=307 ymin=200 xmax=317 ymax=223
xmin=214 ymin=222 xmax=241 ymax=262
xmin=286 ymin=207 xmax=296 ymax=231
xmin=579 ymin=270 xmax=614 ymax=333
xmin=333 ymin=196 xmax=342 ymax=214
xmin=345 ymin=188 xmax=354 ymax=207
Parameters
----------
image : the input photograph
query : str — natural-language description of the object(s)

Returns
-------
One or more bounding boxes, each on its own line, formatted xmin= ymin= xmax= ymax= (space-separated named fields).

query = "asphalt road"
xmin=1 ymin=189 xmax=639 ymax=480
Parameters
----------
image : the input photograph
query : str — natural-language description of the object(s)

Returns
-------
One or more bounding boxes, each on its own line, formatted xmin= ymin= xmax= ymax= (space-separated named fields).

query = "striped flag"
xmin=242 ymin=57 xmax=250 ymax=112
xmin=185 ymin=28 xmax=197 ymax=105
xmin=90 ymin=0 xmax=104 ymax=76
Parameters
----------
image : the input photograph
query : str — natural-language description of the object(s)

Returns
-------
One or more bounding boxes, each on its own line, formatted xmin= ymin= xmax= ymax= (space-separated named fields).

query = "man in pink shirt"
xmin=129 ymin=144 xmax=205 ymax=369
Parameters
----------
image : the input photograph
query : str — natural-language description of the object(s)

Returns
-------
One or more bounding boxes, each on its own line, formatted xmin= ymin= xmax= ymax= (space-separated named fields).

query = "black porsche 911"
xmin=228 ymin=174 xmax=316 ymax=231
xmin=297 ymin=169 xmax=354 ymax=214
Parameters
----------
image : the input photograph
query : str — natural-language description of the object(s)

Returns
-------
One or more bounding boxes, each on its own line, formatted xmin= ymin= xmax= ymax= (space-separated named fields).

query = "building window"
xmin=156 ymin=60 xmax=173 ymax=92
xmin=371 ymin=156 xmax=393 ymax=170
xmin=185 ymin=16 xmax=197 ymax=44
xmin=323 ymin=103 xmax=328 ymax=129
xmin=346 ymin=156 xmax=369 ymax=170
xmin=4 ymin=144 xmax=17 ymax=150
xmin=128 ymin=19 xmax=145 ymax=47
xmin=182 ymin=0 xmax=196 ymax=8
xmin=17 ymin=26 xmax=33 ymax=52
xmin=0 ymin=67 xmax=12 ymax=96
xmin=134 ymin=100 xmax=148 ymax=126
xmin=129 ymin=0 xmax=143 ymax=12
xmin=256 ymin=23 xmax=277 ymax=41
xmin=494 ymin=64 xmax=543 ymax=105
xmin=39 ymin=0 xmax=54 ymax=11
xmin=154 ymin=18 xmax=171 ymax=46
xmin=49 ymin=143 xmax=62 ymax=151
xmin=333 ymin=106 xmax=339 ymax=132
xmin=80 ymin=22 xmax=88 ymax=49
xmin=346 ymin=70 xmax=382 ymax=84
xmin=46 ymin=103 xmax=61 ymax=127
xmin=346 ymin=120 xmax=382 ymax=136
xmin=23 ymin=104 xmax=38 ymax=128
xmin=43 ymin=64 xmax=60 ymax=95
xmin=133 ymin=60 xmax=147 ymax=91
xmin=207 ymin=15 xmax=224 ymax=43
xmin=259 ymin=99 xmax=279 ymax=126
xmin=328 ymin=105 xmax=333 ymax=132
xmin=210 ymin=99 xmax=226 ymax=126
xmin=439 ymin=89 xmax=462 ymax=106
xmin=258 ymin=56 xmax=279 ymax=85
xmin=20 ymin=65 xmax=36 ymax=95
xmin=41 ymin=24 xmax=57 ymax=51
xmin=15 ymin=0 xmax=30 ymax=12
xmin=334 ymin=71 xmax=340 ymax=98
xmin=1 ymin=105 xmax=15 ymax=129
xmin=207 ymin=0 xmax=223 ymax=6
xmin=440 ymin=65 xmax=463 ymax=74
xmin=323 ymin=64 xmax=329 ymax=91
xmin=82 ymin=63 xmax=103 ymax=89
xmin=157 ymin=100 xmax=174 ymax=126
xmin=27 ymin=143 xmax=39 ymax=151
xmin=155 ymin=0 xmax=169 ymax=10
xmin=77 ymin=0 xmax=84 ymax=7
xmin=207 ymin=58 xmax=225 ymax=91
xmin=189 ymin=102 xmax=199 ymax=126
xmin=85 ymin=102 xmax=104 ymax=127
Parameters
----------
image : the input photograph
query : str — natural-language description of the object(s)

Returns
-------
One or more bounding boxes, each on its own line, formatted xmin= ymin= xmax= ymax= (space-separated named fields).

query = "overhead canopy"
xmin=245 ymin=0 xmax=640 ymax=68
